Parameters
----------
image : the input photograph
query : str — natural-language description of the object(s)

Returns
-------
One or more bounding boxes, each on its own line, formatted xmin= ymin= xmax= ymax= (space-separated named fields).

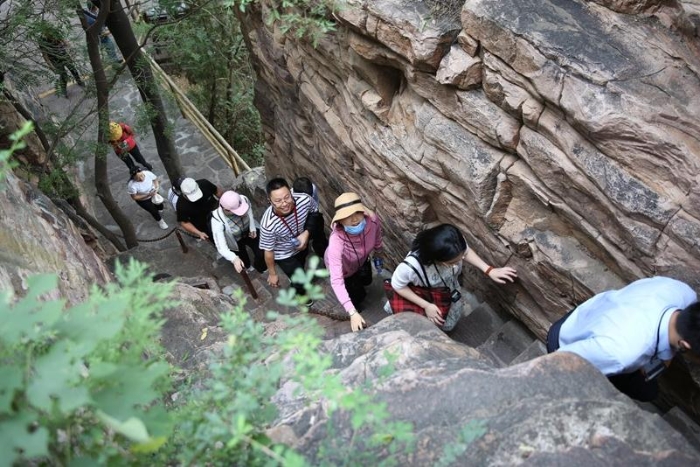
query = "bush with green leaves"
xmin=163 ymin=257 xmax=415 ymax=466
xmin=0 ymin=260 xmax=174 ymax=466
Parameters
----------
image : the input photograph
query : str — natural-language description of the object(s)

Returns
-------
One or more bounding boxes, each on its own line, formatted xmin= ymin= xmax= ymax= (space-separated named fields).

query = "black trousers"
xmin=276 ymin=249 xmax=309 ymax=297
xmin=344 ymin=260 xmax=372 ymax=311
xmin=118 ymin=144 xmax=152 ymax=171
xmin=236 ymin=235 xmax=267 ymax=273
xmin=135 ymin=198 xmax=163 ymax=221
xmin=546 ymin=308 xmax=658 ymax=402
xmin=309 ymin=215 xmax=328 ymax=257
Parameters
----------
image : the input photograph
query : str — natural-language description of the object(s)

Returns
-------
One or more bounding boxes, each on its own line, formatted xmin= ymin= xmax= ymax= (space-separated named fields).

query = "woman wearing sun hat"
xmin=210 ymin=190 xmax=266 ymax=273
xmin=324 ymin=192 xmax=384 ymax=332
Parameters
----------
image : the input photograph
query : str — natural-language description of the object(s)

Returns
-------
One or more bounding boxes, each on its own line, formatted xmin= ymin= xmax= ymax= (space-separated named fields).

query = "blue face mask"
xmin=344 ymin=218 xmax=366 ymax=236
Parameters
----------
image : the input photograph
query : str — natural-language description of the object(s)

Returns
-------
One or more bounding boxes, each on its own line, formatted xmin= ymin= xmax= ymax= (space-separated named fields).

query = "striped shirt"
xmin=259 ymin=192 xmax=318 ymax=260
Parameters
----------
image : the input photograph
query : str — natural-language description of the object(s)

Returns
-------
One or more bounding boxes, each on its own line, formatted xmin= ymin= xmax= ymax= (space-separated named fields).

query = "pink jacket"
xmin=324 ymin=213 xmax=383 ymax=313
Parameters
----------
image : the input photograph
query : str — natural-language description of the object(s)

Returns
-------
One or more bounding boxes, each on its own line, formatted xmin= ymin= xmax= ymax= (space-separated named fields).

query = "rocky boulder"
xmin=0 ymin=173 xmax=112 ymax=304
xmin=270 ymin=313 xmax=700 ymax=465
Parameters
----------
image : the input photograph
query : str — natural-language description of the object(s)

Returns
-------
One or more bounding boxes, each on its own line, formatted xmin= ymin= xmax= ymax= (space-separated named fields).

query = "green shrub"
xmin=0 ymin=260 xmax=174 ymax=466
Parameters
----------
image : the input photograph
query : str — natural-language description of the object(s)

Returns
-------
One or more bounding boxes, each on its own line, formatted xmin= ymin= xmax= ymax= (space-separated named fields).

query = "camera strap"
xmin=432 ymin=263 xmax=457 ymax=291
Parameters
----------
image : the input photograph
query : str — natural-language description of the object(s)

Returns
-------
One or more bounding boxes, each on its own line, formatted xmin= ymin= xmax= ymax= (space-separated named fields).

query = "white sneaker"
xmin=158 ymin=219 xmax=169 ymax=230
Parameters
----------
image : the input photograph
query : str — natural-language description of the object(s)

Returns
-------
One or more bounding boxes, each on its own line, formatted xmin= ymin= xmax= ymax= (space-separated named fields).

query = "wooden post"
xmin=240 ymin=269 xmax=258 ymax=300
xmin=175 ymin=230 xmax=188 ymax=253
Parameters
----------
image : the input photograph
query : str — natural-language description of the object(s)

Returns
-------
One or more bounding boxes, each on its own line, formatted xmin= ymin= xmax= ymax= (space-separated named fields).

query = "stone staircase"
xmin=116 ymin=236 xmax=700 ymax=450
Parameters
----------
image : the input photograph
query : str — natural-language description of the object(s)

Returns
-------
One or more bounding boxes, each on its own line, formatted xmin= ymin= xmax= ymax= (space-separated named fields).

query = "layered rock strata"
xmin=241 ymin=0 xmax=700 ymax=341
xmin=271 ymin=313 xmax=700 ymax=465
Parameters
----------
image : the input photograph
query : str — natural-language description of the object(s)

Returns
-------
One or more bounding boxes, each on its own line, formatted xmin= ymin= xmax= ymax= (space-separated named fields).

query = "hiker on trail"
xmin=547 ymin=277 xmax=700 ymax=402
xmin=259 ymin=177 xmax=319 ymax=304
xmin=108 ymin=121 xmax=153 ymax=171
xmin=176 ymin=178 xmax=222 ymax=241
xmin=83 ymin=2 xmax=121 ymax=64
xmin=324 ymin=192 xmax=384 ymax=332
xmin=211 ymin=190 xmax=266 ymax=273
xmin=36 ymin=22 xmax=84 ymax=98
xmin=293 ymin=176 xmax=328 ymax=257
xmin=127 ymin=166 xmax=168 ymax=230
xmin=387 ymin=224 xmax=517 ymax=332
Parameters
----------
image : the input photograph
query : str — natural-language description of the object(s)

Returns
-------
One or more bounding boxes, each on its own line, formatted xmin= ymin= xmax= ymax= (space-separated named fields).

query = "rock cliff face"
xmin=271 ymin=313 xmax=700 ymax=465
xmin=240 ymin=0 xmax=700 ymax=339
xmin=0 ymin=173 xmax=112 ymax=304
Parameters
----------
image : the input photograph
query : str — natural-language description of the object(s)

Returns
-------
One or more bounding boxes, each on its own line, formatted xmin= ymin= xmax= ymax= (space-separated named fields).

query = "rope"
xmin=114 ymin=227 xmax=201 ymax=243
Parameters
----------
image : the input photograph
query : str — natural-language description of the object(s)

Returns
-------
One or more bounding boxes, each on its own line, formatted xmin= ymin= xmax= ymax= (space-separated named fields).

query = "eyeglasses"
xmin=270 ymin=194 xmax=292 ymax=207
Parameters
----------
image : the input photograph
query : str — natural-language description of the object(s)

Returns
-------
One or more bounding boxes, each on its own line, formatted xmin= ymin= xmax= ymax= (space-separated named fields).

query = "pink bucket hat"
xmin=219 ymin=191 xmax=249 ymax=216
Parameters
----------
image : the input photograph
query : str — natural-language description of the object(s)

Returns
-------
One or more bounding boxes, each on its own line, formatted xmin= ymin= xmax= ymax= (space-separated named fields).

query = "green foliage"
xmin=233 ymin=0 xmax=339 ymax=47
xmin=0 ymin=121 xmax=33 ymax=185
xmin=435 ymin=420 xmax=487 ymax=467
xmin=154 ymin=1 xmax=265 ymax=167
xmin=0 ymin=259 xmax=175 ymax=466
xmin=164 ymin=257 xmax=415 ymax=466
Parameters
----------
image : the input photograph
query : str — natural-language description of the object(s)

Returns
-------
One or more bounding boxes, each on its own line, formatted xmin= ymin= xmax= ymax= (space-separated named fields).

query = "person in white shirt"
xmin=388 ymin=223 xmax=516 ymax=331
xmin=547 ymin=276 xmax=700 ymax=401
xmin=127 ymin=166 xmax=168 ymax=230
xmin=210 ymin=191 xmax=266 ymax=273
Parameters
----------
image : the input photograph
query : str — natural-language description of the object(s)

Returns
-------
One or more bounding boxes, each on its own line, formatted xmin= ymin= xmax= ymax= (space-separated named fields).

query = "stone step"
xmin=448 ymin=301 xmax=511 ymax=348
xmin=478 ymin=320 xmax=539 ymax=367
xmin=510 ymin=339 xmax=547 ymax=366
xmin=662 ymin=406 xmax=700 ymax=453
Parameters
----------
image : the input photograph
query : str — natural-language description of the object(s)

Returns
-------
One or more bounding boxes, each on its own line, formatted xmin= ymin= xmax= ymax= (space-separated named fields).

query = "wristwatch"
xmin=348 ymin=309 xmax=357 ymax=317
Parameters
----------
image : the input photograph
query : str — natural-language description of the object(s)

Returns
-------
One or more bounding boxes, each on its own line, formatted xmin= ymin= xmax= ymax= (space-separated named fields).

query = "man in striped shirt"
xmin=259 ymin=178 xmax=319 ymax=302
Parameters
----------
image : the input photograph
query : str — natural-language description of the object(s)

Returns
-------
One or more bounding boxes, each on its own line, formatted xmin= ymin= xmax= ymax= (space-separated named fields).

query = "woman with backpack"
xmin=109 ymin=121 xmax=153 ymax=171
xmin=210 ymin=191 xmax=266 ymax=273
xmin=388 ymin=224 xmax=517 ymax=331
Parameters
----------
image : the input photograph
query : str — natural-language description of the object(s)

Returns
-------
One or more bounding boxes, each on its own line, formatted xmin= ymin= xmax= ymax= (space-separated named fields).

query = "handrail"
xmin=141 ymin=51 xmax=251 ymax=175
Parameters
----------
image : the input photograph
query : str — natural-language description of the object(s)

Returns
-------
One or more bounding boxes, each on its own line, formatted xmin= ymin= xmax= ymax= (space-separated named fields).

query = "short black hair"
xmin=129 ymin=165 xmax=144 ymax=179
xmin=677 ymin=302 xmax=700 ymax=351
xmin=292 ymin=177 xmax=313 ymax=196
xmin=266 ymin=177 xmax=290 ymax=196
xmin=411 ymin=223 xmax=467 ymax=264
xmin=172 ymin=177 xmax=185 ymax=196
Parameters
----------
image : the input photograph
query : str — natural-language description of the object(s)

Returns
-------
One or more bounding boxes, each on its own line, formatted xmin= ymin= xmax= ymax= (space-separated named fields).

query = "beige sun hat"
xmin=331 ymin=192 xmax=369 ymax=224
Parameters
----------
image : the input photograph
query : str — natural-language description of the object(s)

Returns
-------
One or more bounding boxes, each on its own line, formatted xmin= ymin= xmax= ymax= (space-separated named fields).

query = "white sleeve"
xmin=127 ymin=182 xmax=137 ymax=195
xmin=211 ymin=217 xmax=238 ymax=262
xmin=391 ymin=260 xmax=422 ymax=290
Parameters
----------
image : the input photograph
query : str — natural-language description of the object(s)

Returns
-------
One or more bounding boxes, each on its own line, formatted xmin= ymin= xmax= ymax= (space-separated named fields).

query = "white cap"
xmin=180 ymin=178 xmax=203 ymax=202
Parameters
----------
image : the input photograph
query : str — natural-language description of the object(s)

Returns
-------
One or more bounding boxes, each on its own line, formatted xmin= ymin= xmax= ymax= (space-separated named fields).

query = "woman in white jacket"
xmin=210 ymin=191 xmax=266 ymax=273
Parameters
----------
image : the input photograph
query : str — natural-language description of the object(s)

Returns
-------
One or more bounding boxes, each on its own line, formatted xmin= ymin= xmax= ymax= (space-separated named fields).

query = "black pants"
xmin=236 ymin=235 xmax=267 ymax=273
xmin=135 ymin=198 xmax=163 ymax=221
xmin=308 ymin=213 xmax=328 ymax=257
xmin=344 ymin=260 xmax=372 ymax=311
xmin=546 ymin=308 xmax=658 ymax=402
xmin=118 ymin=144 xmax=152 ymax=171
xmin=276 ymin=249 xmax=309 ymax=297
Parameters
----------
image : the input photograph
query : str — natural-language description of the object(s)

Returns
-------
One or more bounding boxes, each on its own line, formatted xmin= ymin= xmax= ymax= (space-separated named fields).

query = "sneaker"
xmin=246 ymin=266 xmax=256 ymax=273
xmin=158 ymin=219 xmax=169 ymax=230
xmin=303 ymin=299 xmax=314 ymax=308
xmin=383 ymin=301 xmax=393 ymax=315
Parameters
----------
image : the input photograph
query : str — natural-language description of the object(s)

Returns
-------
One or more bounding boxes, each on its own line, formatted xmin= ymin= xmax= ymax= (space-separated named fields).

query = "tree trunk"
xmin=105 ymin=0 xmax=183 ymax=184
xmin=80 ymin=2 xmax=138 ymax=248
xmin=207 ymin=76 xmax=217 ymax=124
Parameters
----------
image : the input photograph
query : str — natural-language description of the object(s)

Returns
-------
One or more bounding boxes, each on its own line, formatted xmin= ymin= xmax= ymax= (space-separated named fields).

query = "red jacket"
xmin=110 ymin=123 xmax=137 ymax=155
